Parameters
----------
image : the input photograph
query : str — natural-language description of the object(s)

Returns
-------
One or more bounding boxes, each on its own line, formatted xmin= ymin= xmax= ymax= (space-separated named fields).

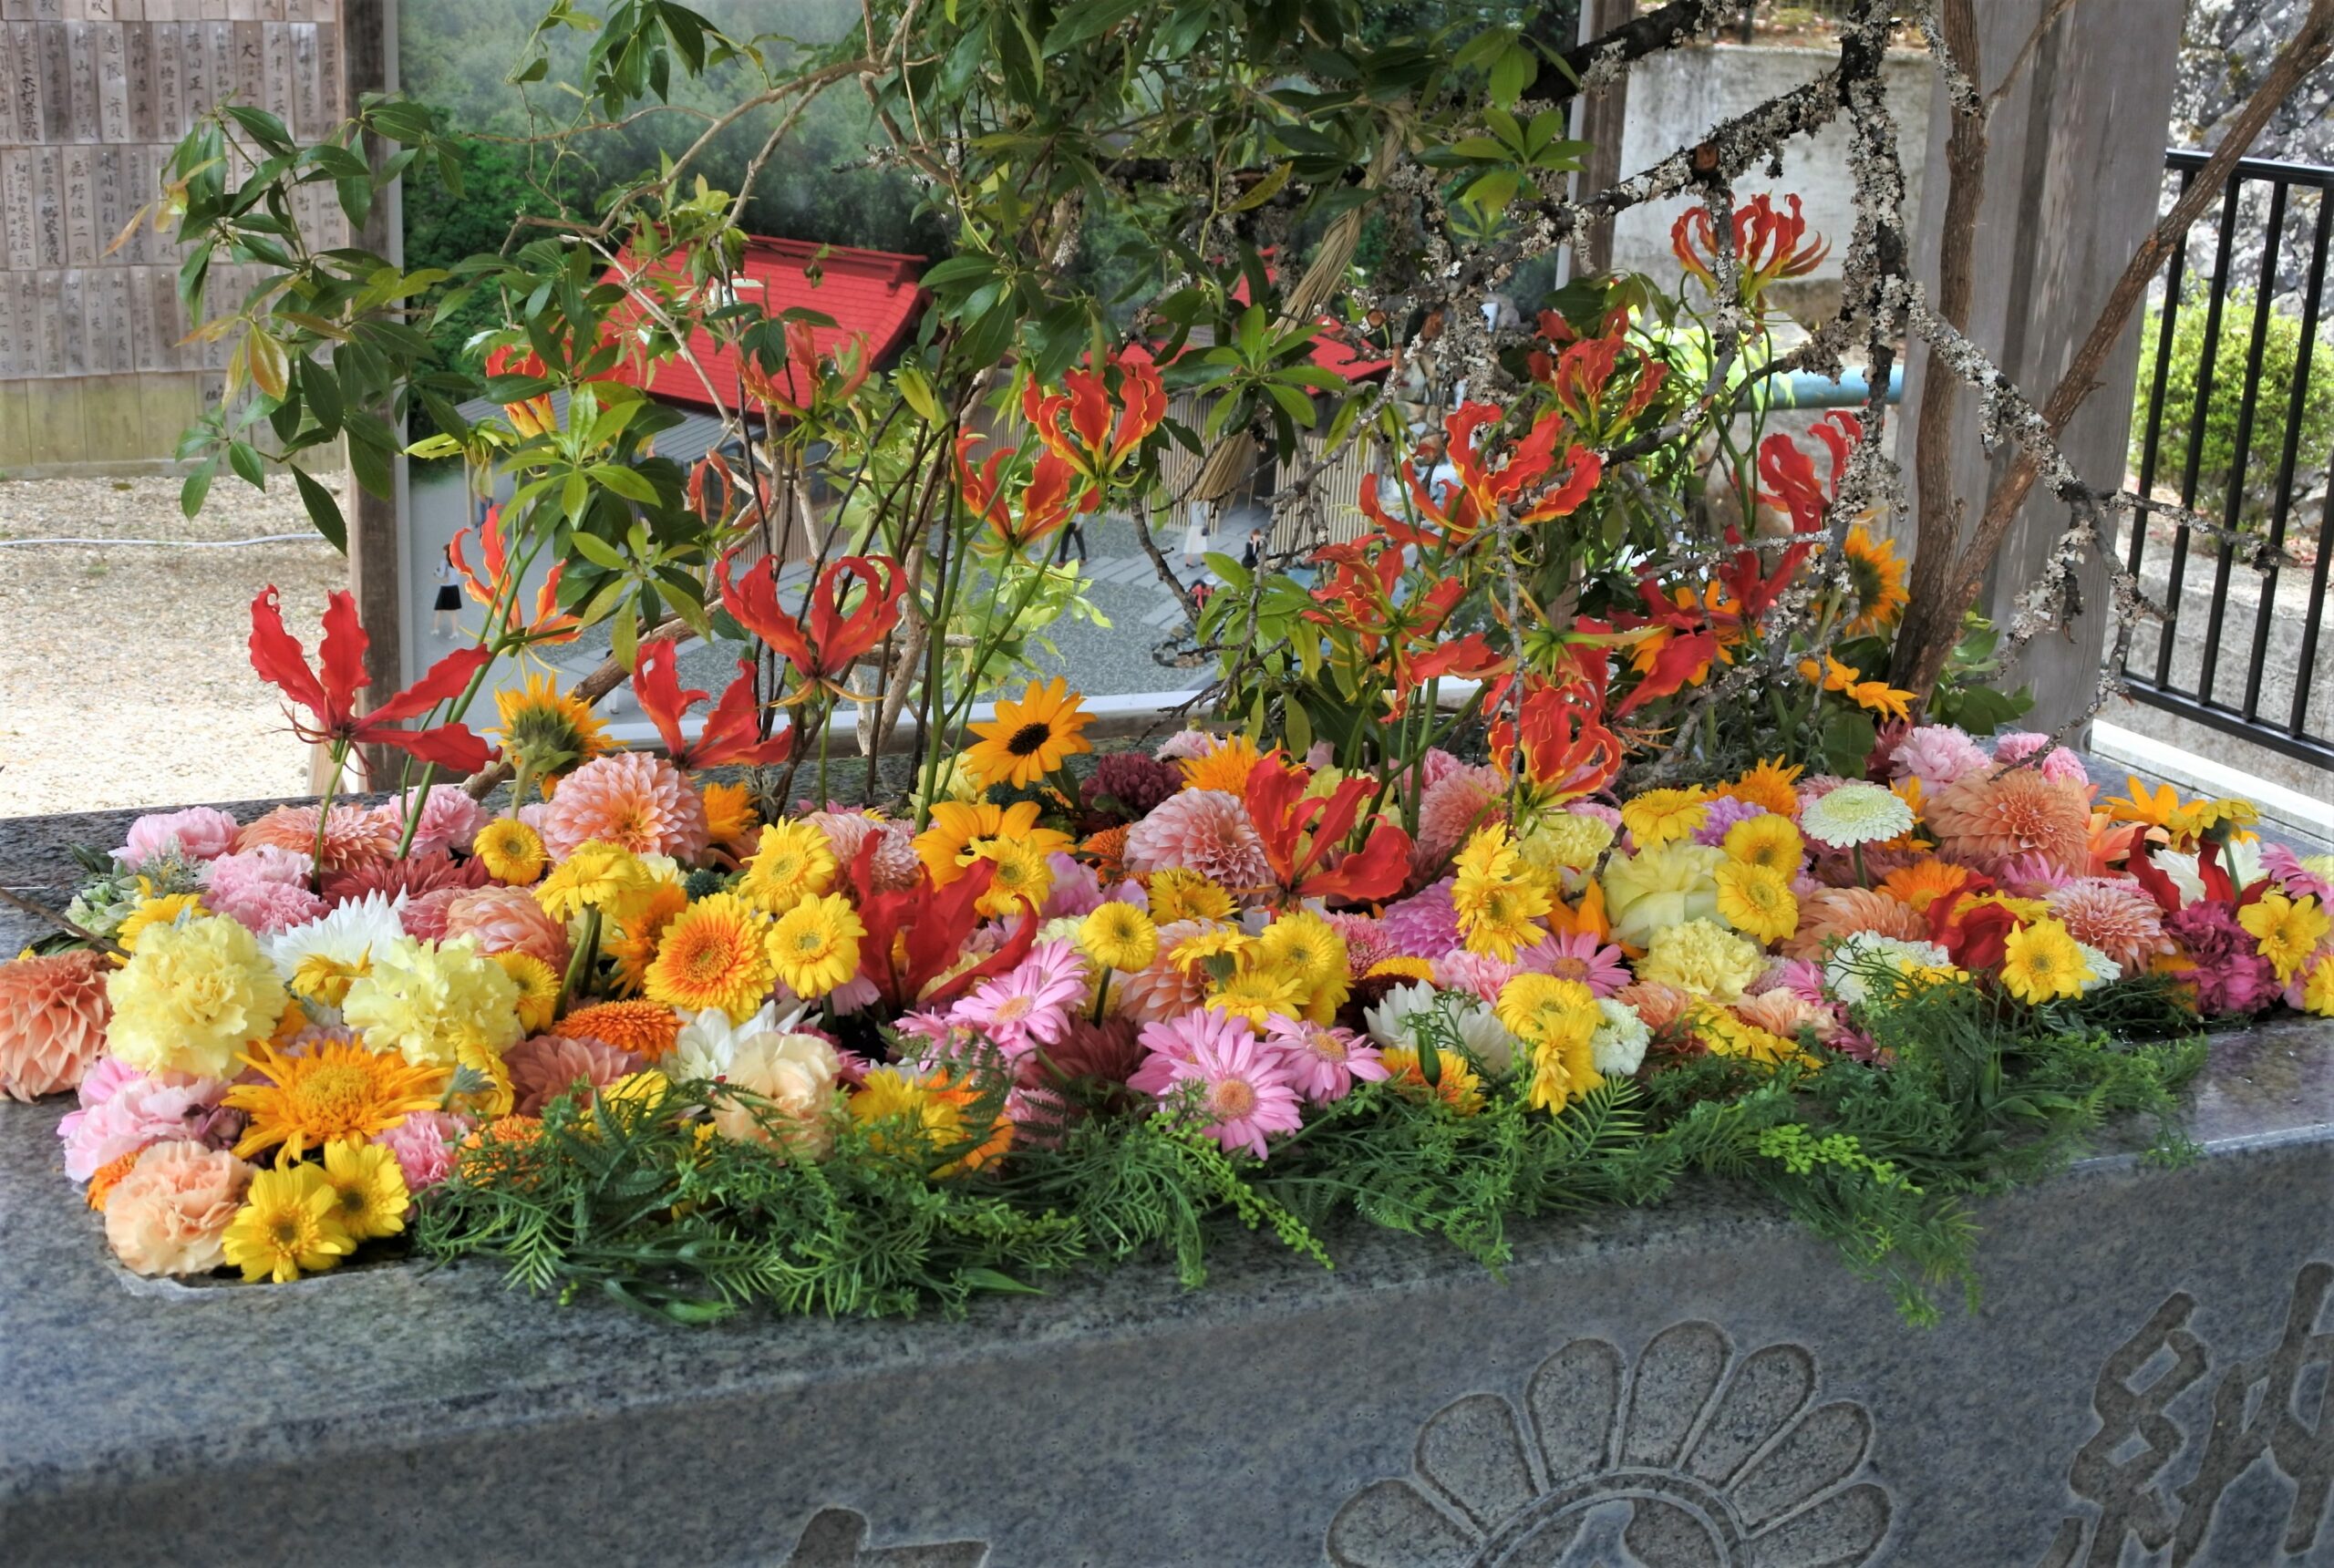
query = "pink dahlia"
xmin=398 ymin=885 xmax=471 ymax=943
xmin=506 ymin=1034 xmax=646 ymax=1116
xmin=203 ymin=874 xmax=327 ymax=936
xmin=1123 ymin=789 xmax=1271 ymax=895
xmin=1419 ymin=748 xmax=1468 ymax=789
xmin=1378 ymin=878 xmax=1462 ymax=959
xmin=539 ymin=752 xmax=711 ymax=863
xmin=0 ymin=950 xmax=111 ymax=1100
xmin=373 ymin=784 xmax=490 ymax=860
xmin=2165 ymin=902 xmax=2281 ymax=1016
xmin=375 ymin=1109 xmax=469 ymax=1192
xmin=117 ymin=808 xmax=242 ymax=867
xmin=1520 ymin=932 xmax=1632 ymax=996
xmin=1115 ymin=919 xmax=1220 ymax=1023
xmin=1995 ymin=852 xmax=2078 ymax=896
xmin=57 ymin=1069 xmax=232 ymax=1181
xmin=1038 ymin=1016 xmax=1147 ymax=1088
xmin=324 ymin=848 xmax=491 ymax=905
xmin=1433 ymin=951 xmax=1519 ymax=1005
xmin=1888 ymin=725 xmax=1992 ymax=792
xmin=2048 ymin=878 xmax=2174 ymax=976
xmin=1926 ymin=768 xmax=2093 ymax=878
xmin=1138 ymin=1011 xmax=1301 ymax=1157
xmin=1263 ymin=1014 xmax=1386 ymax=1103
xmin=443 ymin=885 xmax=573 ymax=970
xmin=948 ymin=940 xmax=1087 ymax=1060
xmin=238 ymin=803 xmax=398 ymax=873
xmin=1323 ymin=913 xmax=1397 ymax=976
xmin=1414 ymin=764 xmax=1505 ymax=876
xmin=1992 ymin=731 xmax=2091 ymax=785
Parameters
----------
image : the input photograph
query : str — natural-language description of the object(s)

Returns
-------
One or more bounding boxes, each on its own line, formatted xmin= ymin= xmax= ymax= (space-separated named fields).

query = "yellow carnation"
xmin=1637 ymin=918 xmax=1765 ymax=1001
xmin=106 ymin=914 xmax=287 ymax=1078
xmin=342 ymin=935 xmax=525 ymax=1070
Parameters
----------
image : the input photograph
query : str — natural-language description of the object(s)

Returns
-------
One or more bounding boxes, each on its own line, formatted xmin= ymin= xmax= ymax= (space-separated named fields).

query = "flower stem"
xmin=558 ymin=906 xmax=603 ymax=1016
xmin=311 ymin=739 xmax=349 ymax=893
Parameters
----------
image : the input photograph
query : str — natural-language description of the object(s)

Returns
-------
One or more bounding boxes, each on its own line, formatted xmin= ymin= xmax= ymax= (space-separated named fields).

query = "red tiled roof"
xmin=601 ymin=235 xmax=925 ymax=410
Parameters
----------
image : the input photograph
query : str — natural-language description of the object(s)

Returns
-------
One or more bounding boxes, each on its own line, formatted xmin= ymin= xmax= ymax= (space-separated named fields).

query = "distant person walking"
xmin=430 ymin=545 xmax=462 ymax=638
xmin=1182 ymin=502 xmax=1212 ymax=569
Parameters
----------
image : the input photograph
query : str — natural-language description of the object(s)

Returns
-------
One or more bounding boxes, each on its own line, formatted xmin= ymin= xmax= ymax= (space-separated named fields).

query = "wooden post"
xmin=1568 ymin=0 xmax=1636 ymax=278
xmin=341 ymin=0 xmax=406 ymax=784
xmin=1896 ymin=0 xmax=2182 ymax=735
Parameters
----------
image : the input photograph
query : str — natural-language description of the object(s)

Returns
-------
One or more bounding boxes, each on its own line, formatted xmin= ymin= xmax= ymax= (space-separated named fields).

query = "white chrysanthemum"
xmin=263 ymin=893 xmax=405 ymax=993
xmin=668 ymin=1000 xmax=817 ymax=1083
xmin=2071 ymin=939 xmax=2120 ymax=994
xmin=1591 ymin=997 xmax=1651 ymax=1076
xmin=1363 ymin=980 xmax=1523 ymax=1074
xmin=2154 ymin=838 xmax=2267 ymax=905
xmin=1799 ymin=781 xmax=1915 ymax=849
xmin=1824 ymin=933 xmax=1952 ymax=1006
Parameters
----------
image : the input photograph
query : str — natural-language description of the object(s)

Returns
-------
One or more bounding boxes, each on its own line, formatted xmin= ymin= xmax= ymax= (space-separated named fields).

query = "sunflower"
xmin=1721 ymin=813 xmax=1805 ymax=876
xmin=317 ymin=1137 xmax=410 ymax=1241
xmin=222 ymin=1164 xmax=353 ymax=1284
xmin=1721 ymin=758 xmax=1805 ymax=817
xmin=1840 ymin=524 xmax=1910 ymax=637
xmin=560 ymin=998 xmax=683 ymax=1060
xmin=915 ymin=800 xmax=1070 ymax=887
xmin=1079 ymin=902 xmax=1159 ymax=972
xmin=1144 ymin=868 xmax=1235 ymax=925
xmin=965 ymin=677 xmax=1094 ymax=789
xmin=1178 ymin=734 xmax=1265 ymax=795
xmin=768 ymin=892 xmax=865 ymax=998
xmin=226 ymin=1038 xmax=449 ymax=1163
xmin=850 ymin=1067 xmax=1013 ymax=1177
xmin=1713 ymin=861 xmax=1799 ymax=944
xmin=493 ymin=673 xmax=612 ymax=785
xmin=604 ymin=881 xmax=689 ymax=995
xmin=644 ymin=893 xmax=777 ymax=1023
xmin=493 ymin=950 xmax=563 ymax=1035
xmin=474 ymin=819 xmax=548 ymax=885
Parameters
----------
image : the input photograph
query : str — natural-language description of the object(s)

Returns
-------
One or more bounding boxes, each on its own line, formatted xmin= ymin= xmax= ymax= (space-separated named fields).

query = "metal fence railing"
xmin=2119 ymin=150 xmax=2334 ymax=770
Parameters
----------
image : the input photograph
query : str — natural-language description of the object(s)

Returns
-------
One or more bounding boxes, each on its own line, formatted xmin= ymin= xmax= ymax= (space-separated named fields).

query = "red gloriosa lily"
xmin=742 ymin=319 xmax=871 ymax=420
xmin=955 ymin=433 xmax=1092 ymax=551
xmin=248 ymin=586 xmax=494 ymax=772
xmin=1671 ymin=193 xmax=1830 ymax=302
xmin=1021 ymin=348 xmax=1167 ymax=487
xmin=717 ymin=551 xmax=906 ymax=704
xmin=632 ymin=638 xmax=793 ymax=769
xmin=1487 ymin=676 xmax=1624 ymax=804
xmin=1759 ymin=411 xmax=1863 ymax=538
xmin=846 ymin=838 xmax=1038 ymax=1009
xmin=1244 ymin=755 xmax=1413 ymax=906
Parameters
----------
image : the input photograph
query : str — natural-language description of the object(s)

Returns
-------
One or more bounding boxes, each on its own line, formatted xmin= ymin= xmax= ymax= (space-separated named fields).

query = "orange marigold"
xmin=558 ymin=998 xmax=683 ymax=1061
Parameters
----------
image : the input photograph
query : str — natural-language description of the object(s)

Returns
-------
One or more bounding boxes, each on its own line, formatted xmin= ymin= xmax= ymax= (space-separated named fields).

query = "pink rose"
xmin=116 ymin=808 xmax=242 ymax=867
xmin=103 ymin=1141 xmax=254 ymax=1277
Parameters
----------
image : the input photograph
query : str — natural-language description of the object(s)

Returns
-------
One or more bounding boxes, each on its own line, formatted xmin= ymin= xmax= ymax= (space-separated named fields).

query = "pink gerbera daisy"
xmin=948 ymin=940 xmax=1087 ymax=1059
xmin=1141 ymin=1015 xmax=1303 ymax=1158
xmin=1263 ymin=1014 xmax=1387 ymax=1103
xmin=1520 ymin=931 xmax=1632 ymax=996
xmin=1130 ymin=1005 xmax=1248 ymax=1094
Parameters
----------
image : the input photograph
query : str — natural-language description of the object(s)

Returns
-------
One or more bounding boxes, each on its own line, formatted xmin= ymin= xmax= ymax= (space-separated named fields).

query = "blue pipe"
xmin=1768 ymin=364 xmax=1904 ymax=408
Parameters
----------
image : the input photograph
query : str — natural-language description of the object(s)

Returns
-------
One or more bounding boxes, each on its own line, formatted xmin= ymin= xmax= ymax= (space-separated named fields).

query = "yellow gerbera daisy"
xmin=1839 ymin=523 xmax=1909 ymax=637
xmin=226 ymin=1038 xmax=449 ymax=1163
xmin=2303 ymin=954 xmax=2334 ymax=1017
xmin=1721 ymin=758 xmax=1805 ymax=817
xmin=850 ymin=1067 xmax=1013 ymax=1177
xmin=2238 ymin=892 xmax=2329 ymax=983
xmin=493 ymin=672 xmax=612 ymax=784
xmin=1998 ymin=916 xmax=2087 ymax=1005
xmin=1721 ymin=813 xmax=1806 ymax=876
xmin=1713 ymin=861 xmax=1799 ymax=944
xmin=536 ymin=840 xmax=657 ymax=922
xmin=317 ymin=1137 xmax=411 ymax=1242
xmin=739 ymin=819 xmax=837 ymax=914
xmin=1619 ymin=787 xmax=1710 ymax=851
xmin=221 ymin=1164 xmax=354 ymax=1284
xmin=1144 ymin=868 xmax=1235 ymax=925
xmin=474 ymin=819 xmax=548 ymax=885
xmin=969 ymin=836 xmax=1056 ymax=919
xmin=1080 ymin=902 xmax=1159 ymax=972
xmin=644 ymin=892 xmax=777 ymax=1023
xmin=1689 ymin=1003 xmax=1810 ymax=1068
xmin=1379 ymin=1046 xmax=1485 ymax=1116
xmin=1452 ymin=825 xmax=1552 ymax=963
xmin=1170 ymin=926 xmax=1251 ymax=974
xmin=1179 ymin=734 xmax=1265 ymax=795
xmin=493 ymin=950 xmax=563 ymax=1035
xmin=965 ymin=677 xmax=1094 ymax=788
xmin=1255 ymin=910 xmax=1350 ymax=1021
xmin=1207 ymin=963 xmax=1307 ymax=1026
xmin=768 ymin=892 xmax=865 ymax=998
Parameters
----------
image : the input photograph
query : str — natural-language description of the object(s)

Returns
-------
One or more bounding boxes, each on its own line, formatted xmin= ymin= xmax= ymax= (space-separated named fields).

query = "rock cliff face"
xmin=2173 ymin=0 xmax=2330 ymax=304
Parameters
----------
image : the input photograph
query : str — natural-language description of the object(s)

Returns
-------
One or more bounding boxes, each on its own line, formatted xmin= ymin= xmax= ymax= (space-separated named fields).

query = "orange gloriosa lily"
xmin=1020 ymin=348 xmax=1167 ymax=488
xmin=717 ymin=550 xmax=906 ymax=704
xmin=1359 ymin=403 xmax=1602 ymax=551
xmin=1487 ymin=675 xmax=1624 ymax=805
xmin=1671 ymin=192 xmax=1830 ymax=303
xmin=631 ymin=638 xmax=793 ymax=769
xmin=1301 ymin=535 xmax=1508 ymax=713
xmin=450 ymin=504 xmax=582 ymax=649
xmin=1243 ymin=755 xmax=1413 ymax=906
xmin=741 ymin=318 xmax=871 ymax=420
xmin=248 ymin=586 xmax=495 ymax=773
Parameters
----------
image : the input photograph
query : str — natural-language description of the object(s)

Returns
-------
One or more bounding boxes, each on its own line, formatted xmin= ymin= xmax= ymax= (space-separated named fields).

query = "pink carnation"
xmin=203 ymin=873 xmax=328 ymax=936
xmin=373 ymin=785 xmax=490 ymax=860
xmin=1040 ymin=853 xmax=1105 ymax=919
xmin=1123 ymin=789 xmax=1271 ymax=894
xmin=1153 ymin=728 xmax=1219 ymax=762
xmin=206 ymin=846 xmax=314 ymax=888
xmin=1433 ymin=951 xmax=1518 ymax=1005
xmin=1324 ymin=913 xmax=1397 ymax=976
xmin=2165 ymin=902 xmax=2281 ymax=1016
xmin=103 ymin=1141 xmax=254 ymax=1276
xmin=375 ymin=1109 xmax=470 ymax=1191
xmin=1378 ymin=878 xmax=1461 ymax=959
xmin=1887 ymin=725 xmax=1992 ymax=792
xmin=116 ymin=808 xmax=242 ymax=867
xmin=57 ymin=1069 xmax=232 ymax=1182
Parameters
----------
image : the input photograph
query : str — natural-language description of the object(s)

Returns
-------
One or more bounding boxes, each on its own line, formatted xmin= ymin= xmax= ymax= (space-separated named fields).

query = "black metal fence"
xmin=2119 ymin=150 xmax=2334 ymax=769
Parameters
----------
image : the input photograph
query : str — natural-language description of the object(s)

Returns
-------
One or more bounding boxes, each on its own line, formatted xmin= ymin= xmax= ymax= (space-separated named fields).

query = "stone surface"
xmin=2 ymin=1022 xmax=2331 ymax=1566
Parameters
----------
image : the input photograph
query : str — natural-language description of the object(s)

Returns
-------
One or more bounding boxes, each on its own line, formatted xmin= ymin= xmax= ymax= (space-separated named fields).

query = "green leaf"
xmin=566 ymin=531 xmax=628 ymax=571
xmin=959 ymin=1267 xmax=1047 ymax=1295
xmin=293 ymin=467 xmax=348 ymax=552
xmin=226 ymin=439 xmax=266 ymax=490
xmin=587 ymin=462 xmax=660 ymax=504
xmin=1038 ymin=0 xmax=1144 ymax=54
xmin=610 ymin=599 xmax=638 ymax=670
xmin=1819 ymin=710 xmax=1878 ymax=775
xmin=180 ymin=459 xmax=215 ymax=518
xmin=1489 ymin=45 xmax=1537 ymax=108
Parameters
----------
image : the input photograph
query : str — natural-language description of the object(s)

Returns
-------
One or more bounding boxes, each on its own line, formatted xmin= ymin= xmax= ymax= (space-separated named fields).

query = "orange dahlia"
xmin=0 ymin=949 xmax=111 ymax=1100
xmin=236 ymin=803 xmax=398 ymax=873
xmin=1926 ymin=768 xmax=2092 ymax=878
xmin=1611 ymin=979 xmax=1692 ymax=1035
xmin=1782 ymin=886 xmax=1929 ymax=961
xmin=537 ymin=752 xmax=711 ymax=863
xmin=2048 ymin=877 xmax=2177 ymax=976
xmin=558 ymin=999 xmax=684 ymax=1061
xmin=443 ymin=885 xmax=573 ymax=971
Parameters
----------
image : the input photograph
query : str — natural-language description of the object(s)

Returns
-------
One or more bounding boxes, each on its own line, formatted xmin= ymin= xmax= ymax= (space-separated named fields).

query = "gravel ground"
xmin=0 ymin=475 xmax=346 ymax=818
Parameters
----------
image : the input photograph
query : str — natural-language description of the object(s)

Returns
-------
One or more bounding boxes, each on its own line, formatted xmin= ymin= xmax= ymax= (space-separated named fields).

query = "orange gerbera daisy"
xmin=559 ymin=999 xmax=684 ymax=1061
xmin=1720 ymin=758 xmax=1804 ymax=817
xmin=226 ymin=1038 xmax=449 ymax=1162
xmin=642 ymin=893 xmax=775 ymax=1023
xmin=1880 ymin=859 xmax=1974 ymax=914
xmin=604 ymin=882 xmax=689 ymax=995
xmin=1178 ymin=734 xmax=1265 ymax=795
